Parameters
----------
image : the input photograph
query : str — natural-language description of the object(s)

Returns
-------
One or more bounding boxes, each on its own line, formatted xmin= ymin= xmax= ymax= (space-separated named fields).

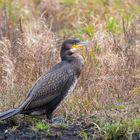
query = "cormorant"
xmin=0 ymin=39 xmax=90 ymax=121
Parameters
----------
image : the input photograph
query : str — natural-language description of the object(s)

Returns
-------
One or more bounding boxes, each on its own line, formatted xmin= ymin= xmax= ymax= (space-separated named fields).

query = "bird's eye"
xmin=73 ymin=39 xmax=80 ymax=44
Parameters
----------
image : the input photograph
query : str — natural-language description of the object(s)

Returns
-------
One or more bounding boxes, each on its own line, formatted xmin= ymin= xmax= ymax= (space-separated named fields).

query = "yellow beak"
xmin=72 ymin=41 xmax=91 ymax=49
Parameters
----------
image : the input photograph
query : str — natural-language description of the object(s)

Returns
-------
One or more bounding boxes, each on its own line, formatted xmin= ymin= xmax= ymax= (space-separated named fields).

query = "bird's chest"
xmin=65 ymin=78 xmax=78 ymax=98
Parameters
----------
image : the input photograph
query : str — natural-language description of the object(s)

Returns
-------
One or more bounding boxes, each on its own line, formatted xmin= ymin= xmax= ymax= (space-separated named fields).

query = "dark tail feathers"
xmin=0 ymin=108 xmax=20 ymax=121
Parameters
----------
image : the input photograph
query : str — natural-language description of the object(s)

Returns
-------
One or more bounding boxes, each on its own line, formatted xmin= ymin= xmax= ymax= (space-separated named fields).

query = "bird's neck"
xmin=70 ymin=54 xmax=85 ymax=78
xmin=61 ymin=53 xmax=85 ymax=77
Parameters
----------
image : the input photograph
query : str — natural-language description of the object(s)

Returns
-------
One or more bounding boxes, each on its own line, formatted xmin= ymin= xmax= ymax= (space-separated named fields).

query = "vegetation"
xmin=0 ymin=0 xmax=140 ymax=139
xmin=35 ymin=120 xmax=50 ymax=133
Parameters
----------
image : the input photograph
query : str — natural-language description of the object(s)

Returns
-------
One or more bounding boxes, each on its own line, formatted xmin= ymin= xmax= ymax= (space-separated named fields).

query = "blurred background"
xmin=0 ymin=0 xmax=140 ymax=122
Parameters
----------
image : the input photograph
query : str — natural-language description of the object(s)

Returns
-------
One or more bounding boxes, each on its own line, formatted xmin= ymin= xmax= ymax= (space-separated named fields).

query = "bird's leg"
xmin=23 ymin=114 xmax=26 ymax=120
xmin=46 ymin=114 xmax=53 ymax=123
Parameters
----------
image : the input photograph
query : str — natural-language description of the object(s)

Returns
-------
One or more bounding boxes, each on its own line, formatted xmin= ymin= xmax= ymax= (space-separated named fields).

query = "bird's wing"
xmin=20 ymin=63 xmax=74 ymax=111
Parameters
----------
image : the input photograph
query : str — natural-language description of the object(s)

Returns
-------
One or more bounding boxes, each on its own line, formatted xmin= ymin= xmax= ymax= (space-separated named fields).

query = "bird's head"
xmin=60 ymin=39 xmax=90 ymax=61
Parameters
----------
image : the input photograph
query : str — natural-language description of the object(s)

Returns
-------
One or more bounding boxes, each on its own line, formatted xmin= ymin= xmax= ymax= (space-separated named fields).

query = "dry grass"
xmin=0 ymin=18 xmax=58 ymax=110
xmin=58 ymin=22 xmax=140 ymax=121
xmin=0 ymin=0 xmax=140 ymax=123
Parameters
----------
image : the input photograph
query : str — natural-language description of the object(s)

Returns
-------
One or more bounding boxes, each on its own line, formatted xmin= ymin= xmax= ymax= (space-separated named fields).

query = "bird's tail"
xmin=0 ymin=108 xmax=20 ymax=121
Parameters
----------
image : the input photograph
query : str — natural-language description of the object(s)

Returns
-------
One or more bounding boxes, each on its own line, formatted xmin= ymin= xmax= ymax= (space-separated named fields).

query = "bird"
xmin=0 ymin=39 xmax=90 ymax=121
